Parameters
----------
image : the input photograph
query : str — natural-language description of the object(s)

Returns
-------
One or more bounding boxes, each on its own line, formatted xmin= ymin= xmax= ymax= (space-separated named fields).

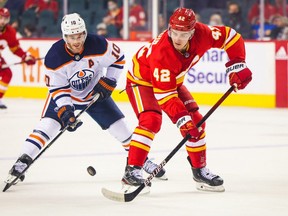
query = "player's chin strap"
xmin=1 ymin=57 xmax=44 ymax=69
xmin=2 ymin=93 xmax=100 ymax=192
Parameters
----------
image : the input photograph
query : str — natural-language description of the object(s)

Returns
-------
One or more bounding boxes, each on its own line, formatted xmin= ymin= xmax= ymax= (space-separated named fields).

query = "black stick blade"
xmin=3 ymin=183 xmax=11 ymax=192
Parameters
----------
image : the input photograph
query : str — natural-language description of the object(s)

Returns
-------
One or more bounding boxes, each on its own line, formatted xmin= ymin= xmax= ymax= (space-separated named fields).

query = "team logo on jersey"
xmin=70 ymin=69 xmax=94 ymax=91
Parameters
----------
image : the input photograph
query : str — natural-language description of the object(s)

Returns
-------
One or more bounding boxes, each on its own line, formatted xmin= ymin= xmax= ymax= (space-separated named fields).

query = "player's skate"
xmin=192 ymin=167 xmax=225 ymax=192
xmin=187 ymin=156 xmax=224 ymax=192
xmin=5 ymin=154 xmax=33 ymax=185
xmin=143 ymin=158 xmax=168 ymax=180
xmin=0 ymin=99 xmax=7 ymax=109
xmin=121 ymin=165 xmax=151 ymax=194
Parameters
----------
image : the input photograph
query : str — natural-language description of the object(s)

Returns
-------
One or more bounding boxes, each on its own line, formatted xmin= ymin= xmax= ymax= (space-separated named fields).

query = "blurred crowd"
xmin=1 ymin=0 xmax=288 ymax=40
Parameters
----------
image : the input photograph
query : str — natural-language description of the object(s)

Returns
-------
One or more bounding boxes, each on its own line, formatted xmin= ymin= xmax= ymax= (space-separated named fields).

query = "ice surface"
xmin=0 ymin=98 xmax=287 ymax=216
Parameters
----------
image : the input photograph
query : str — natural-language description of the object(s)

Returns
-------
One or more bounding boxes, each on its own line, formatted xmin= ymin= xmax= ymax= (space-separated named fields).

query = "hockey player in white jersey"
xmin=5 ymin=13 xmax=166 ymax=185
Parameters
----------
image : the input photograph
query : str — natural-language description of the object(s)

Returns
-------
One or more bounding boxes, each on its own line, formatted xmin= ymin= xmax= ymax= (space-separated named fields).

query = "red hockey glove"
xmin=22 ymin=54 xmax=36 ymax=65
xmin=93 ymin=77 xmax=117 ymax=102
xmin=176 ymin=114 xmax=203 ymax=142
xmin=57 ymin=105 xmax=83 ymax=132
xmin=225 ymin=59 xmax=252 ymax=90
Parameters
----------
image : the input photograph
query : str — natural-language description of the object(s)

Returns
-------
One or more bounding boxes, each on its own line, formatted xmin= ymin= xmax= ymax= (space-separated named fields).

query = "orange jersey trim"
xmin=51 ymin=89 xmax=71 ymax=98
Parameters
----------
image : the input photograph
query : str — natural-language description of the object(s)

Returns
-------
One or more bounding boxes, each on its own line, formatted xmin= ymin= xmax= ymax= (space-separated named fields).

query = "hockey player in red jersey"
xmin=0 ymin=8 xmax=36 ymax=109
xmin=5 ymin=13 xmax=166 ymax=186
xmin=122 ymin=7 xmax=252 ymax=192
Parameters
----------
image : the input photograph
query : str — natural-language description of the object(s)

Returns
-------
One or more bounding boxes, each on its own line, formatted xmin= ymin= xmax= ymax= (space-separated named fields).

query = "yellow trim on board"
xmin=192 ymin=92 xmax=275 ymax=108
xmin=5 ymin=86 xmax=275 ymax=108
xmin=5 ymin=86 xmax=49 ymax=98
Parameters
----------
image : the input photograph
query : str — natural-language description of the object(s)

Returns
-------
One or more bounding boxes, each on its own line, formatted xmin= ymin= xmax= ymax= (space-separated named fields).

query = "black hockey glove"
xmin=93 ymin=77 xmax=117 ymax=102
xmin=57 ymin=105 xmax=83 ymax=132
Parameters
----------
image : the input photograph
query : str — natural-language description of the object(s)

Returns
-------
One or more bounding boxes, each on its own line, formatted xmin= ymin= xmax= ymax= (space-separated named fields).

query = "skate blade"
xmin=121 ymin=184 xmax=150 ymax=195
xmin=4 ymin=175 xmax=19 ymax=185
xmin=155 ymin=174 xmax=168 ymax=181
xmin=195 ymin=182 xmax=225 ymax=192
xmin=4 ymin=174 xmax=25 ymax=185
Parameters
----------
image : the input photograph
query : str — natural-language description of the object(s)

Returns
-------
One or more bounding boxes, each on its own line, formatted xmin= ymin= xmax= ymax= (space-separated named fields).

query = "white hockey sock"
xmin=20 ymin=141 xmax=41 ymax=159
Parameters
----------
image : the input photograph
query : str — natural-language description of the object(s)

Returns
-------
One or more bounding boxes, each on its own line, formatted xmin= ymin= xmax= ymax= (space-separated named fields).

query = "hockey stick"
xmin=3 ymin=93 xmax=100 ymax=192
xmin=102 ymin=85 xmax=235 ymax=202
xmin=1 ymin=57 xmax=44 ymax=69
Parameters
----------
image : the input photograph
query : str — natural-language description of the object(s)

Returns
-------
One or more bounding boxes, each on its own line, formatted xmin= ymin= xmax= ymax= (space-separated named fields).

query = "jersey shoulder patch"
xmin=44 ymin=39 xmax=71 ymax=70
xmin=84 ymin=34 xmax=108 ymax=56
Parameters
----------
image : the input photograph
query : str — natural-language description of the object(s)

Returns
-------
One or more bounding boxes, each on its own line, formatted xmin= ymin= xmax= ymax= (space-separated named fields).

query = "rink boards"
xmin=3 ymin=39 xmax=287 ymax=108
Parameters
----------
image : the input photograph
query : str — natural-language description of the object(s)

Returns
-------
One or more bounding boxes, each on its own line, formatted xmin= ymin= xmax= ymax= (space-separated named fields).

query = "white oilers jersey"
xmin=44 ymin=34 xmax=125 ymax=107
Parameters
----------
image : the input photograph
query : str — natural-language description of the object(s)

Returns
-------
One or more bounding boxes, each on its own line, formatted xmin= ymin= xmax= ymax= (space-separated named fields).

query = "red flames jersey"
xmin=127 ymin=22 xmax=246 ymax=121
xmin=129 ymin=4 xmax=146 ymax=29
xmin=0 ymin=25 xmax=26 ymax=58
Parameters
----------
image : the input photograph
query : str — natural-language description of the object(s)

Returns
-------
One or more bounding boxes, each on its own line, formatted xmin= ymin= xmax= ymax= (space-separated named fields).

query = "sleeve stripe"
xmin=50 ymin=85 xmax=70 ymax=93
xmin=225 ymin=33 xmax=241 ymax=51
xmin=225 ymin=28 xmax=236 ymax=44
xmin=54 ymin=93 xmax=71 ymax=102
xmin=51 ymin=88 xmax=71 ymax=99
xmin=110 ymin=64 xmax=124 ymax=69
xmin=71 ymin=95 xmax=93 ymax=103
xmin=115 ymin=55 xmax=125 ymax=62
xmin=220 ymin=27 xmax=231 ymax=49
xmin=114 ymin=60 xmax=126 ymax=65
xmin=10 ymin=45 xmax=21 ymax=53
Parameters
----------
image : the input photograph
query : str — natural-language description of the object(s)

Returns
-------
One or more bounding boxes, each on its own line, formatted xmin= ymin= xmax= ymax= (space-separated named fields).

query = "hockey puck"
xmin=87 ymin=166 xmax=96 ymax=176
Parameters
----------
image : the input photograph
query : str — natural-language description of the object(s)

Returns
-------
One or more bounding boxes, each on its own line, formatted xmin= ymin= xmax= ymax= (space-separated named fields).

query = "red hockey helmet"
xmin=0 ymin=8 xmax=10 ymax=26
xmin=169 ymin=8 xmax=196 ymax=31
xmin=0 ymin=8 xmax=10 ymax=19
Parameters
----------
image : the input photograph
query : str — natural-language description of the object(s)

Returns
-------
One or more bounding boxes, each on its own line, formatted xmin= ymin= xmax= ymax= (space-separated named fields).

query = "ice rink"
xmin=0 ymin=98 xmax=288 ymax=216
